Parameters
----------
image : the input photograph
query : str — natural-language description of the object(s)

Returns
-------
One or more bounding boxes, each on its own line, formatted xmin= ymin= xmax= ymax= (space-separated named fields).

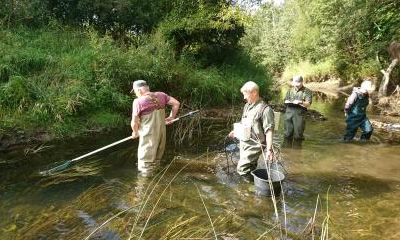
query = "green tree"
xmin=243 ymin=0 xmax=400 ymax=83
xmin=241 ymin=3 xmax=291 ymax=73
xmin=160 ymin=0 xmax=246 ymax=66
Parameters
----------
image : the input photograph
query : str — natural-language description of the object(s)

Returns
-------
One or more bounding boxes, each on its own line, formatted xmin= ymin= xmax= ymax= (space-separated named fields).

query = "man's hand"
xmin=132 ymin=131 xmax=139 ymax=139
xmin=165 ymin=116 xmax=175 ymax=125
xmin=266 ymin=149 xmax=274 ymax=161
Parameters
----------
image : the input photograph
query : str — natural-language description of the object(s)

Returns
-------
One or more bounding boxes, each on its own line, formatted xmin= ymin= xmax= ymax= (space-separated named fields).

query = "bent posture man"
xmin=284 ymin=75 xmax=312 ymax=144
xmin=229 ymin=81 xmax=275 ymax=180
xmin=343 ymin=80 xmax=373 ymax=141
xmin=130 ymin=80 xmax=180 ymax=177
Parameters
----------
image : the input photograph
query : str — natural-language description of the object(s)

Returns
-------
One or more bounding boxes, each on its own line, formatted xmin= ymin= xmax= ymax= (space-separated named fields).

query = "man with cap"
xmin=130 ymin=80 xmax=180 ymax=177
xmin=343 ymin=80 xmax=373 ymax=141
xmin=229 ymin=81 xmax=275 ymax=181
xmin=283 ymin=75 xmax=313 ymax=144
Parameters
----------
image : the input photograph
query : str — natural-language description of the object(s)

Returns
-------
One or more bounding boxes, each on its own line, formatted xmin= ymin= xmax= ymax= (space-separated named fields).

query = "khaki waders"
xmin=237 ymin=101 xmax=274 ymax=176
xmin=137 ymin=109 xmax=166 ymax=177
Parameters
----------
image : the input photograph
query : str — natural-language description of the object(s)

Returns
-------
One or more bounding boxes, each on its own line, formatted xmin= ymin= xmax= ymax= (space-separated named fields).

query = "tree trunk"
xmin=379 ymin=58 xmax=399 ymax=97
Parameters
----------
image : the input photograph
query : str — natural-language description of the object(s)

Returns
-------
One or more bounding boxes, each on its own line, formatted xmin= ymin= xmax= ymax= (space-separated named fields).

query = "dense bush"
xmin=242 ymin=0 xmax=400 ymax=85
xmin=0 ymin=0 xmax=275 ymax=138
xmin=0 ymin=25 xmax=272 ymax=137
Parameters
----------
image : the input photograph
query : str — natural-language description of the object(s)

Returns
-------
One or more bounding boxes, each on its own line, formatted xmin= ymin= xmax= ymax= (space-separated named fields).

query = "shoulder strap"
xmin=146 ymin=93 xmax=162 ymax=109
xmin=258 ymin=102 xmax=269 ymax=123
xmin=242 ymin=103 xmax=249 ymax=119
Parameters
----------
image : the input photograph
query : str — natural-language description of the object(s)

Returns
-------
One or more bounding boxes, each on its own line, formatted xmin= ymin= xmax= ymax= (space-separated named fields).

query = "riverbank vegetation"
xmin=243 ymin=0 xmax=400 ymax=95
xmin=0 ymin=1 xmax=273 ymax=141
xmin=2 ymin=0 xmax=400 ymax=143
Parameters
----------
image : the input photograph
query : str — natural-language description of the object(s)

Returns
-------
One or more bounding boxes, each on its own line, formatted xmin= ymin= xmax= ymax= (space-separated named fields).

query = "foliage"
xmin=0 ymin=75 xmax=31 ymax=109
xmin=0 ymin=0 xmax=273 ymax=139
xmin=243 ymin=0 xmax=400 ymax=85
xmin=282 ymin=59 xmax=336 ymax=82
xmin=241 ymin=3 xmax=292 ymax=73
xmin=0 ymin=23 xmax=272 ymax=138
xmin=159 ymin=2 xmax=246 ymax=66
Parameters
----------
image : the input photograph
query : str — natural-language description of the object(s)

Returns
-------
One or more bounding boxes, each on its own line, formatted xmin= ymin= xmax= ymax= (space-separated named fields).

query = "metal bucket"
xmin=251 ymin=169 xmax=285 ymax=196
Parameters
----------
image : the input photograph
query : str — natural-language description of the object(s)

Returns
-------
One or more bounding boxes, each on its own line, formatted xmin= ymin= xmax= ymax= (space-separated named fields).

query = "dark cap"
xmin=130 ymin=80 xmax=147 ymax=94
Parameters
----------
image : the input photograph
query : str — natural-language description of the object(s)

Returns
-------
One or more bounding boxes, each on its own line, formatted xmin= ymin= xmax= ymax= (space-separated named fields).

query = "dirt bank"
xmin=304 ymin=79 xmax=356 ymax=98
xmin=0 ymin=128 xmax=52 ymax=153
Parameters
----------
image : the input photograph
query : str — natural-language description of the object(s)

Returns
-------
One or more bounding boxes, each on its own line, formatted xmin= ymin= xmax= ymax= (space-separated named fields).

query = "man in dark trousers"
xmin=343 ymin=80 xmax=373 ymax=141
xmin=283 ymin=75 xmax=312 ymax=146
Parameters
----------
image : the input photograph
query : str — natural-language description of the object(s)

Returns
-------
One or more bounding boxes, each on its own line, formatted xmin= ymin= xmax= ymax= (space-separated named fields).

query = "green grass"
xmin=281 ymin=59 xmax=336 ymax=83
xmin=281 ymin=57 xmax=385 ymax=85
xmin=0 ymin=25 xmax=273 ymax=140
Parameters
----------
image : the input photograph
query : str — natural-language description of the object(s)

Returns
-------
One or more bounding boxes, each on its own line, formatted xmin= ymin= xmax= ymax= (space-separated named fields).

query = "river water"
xmin=0 ymin=94 xmax=399 ymax=240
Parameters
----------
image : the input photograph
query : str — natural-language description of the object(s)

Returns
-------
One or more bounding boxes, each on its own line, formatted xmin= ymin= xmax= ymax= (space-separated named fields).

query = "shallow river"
xmin=0 ymin=94 xmax=399 ymax=240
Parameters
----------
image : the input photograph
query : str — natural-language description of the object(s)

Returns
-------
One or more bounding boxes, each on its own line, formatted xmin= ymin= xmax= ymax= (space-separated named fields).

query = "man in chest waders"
xmin=283 ymin=75 xmax=312 ymax=146
xmin=229 ymin=81 xmax=275 ymax=181
xmin=130 ymin=80 xmax=180 ymax=177
xmin=343 ymin=80 xmax=373 ymax=141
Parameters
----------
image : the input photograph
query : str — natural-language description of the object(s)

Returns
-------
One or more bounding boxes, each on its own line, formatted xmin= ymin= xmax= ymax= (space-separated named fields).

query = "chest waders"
xmin=137 ymin=96 xmax=166 ymax=177
xmin=284 ymin=89 xmax=307 ymax=141
xmin=343 ymin=94 xmax=373 ymax=141
xmin=237 ymin=101 xmax=268 ymax=176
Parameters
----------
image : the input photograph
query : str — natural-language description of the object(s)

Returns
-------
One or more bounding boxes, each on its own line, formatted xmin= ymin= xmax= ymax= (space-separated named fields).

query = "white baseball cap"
xmin=130 ymin=80 xmax=147 ymax=94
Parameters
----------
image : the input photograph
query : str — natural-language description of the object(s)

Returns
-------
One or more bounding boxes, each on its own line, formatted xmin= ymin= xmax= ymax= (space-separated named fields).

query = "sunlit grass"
xmin=281 ymin=59 xmax=336 ymax=83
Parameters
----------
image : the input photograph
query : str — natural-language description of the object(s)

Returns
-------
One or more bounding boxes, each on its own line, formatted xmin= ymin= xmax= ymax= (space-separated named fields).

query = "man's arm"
xmin=265 ymin=130 xmax=273 ymax=150
xmin=131 ymin=115 xmax=140 ymax=138
xmin=263 ymin=107 xmax=275 ymax=161
xmin=165 ymin=97 xmax=180 ymax=124
xmin=344 ymin=92 xmax=357 ymax=114
xmin=299 ymin=89 xmax=312 ymax=108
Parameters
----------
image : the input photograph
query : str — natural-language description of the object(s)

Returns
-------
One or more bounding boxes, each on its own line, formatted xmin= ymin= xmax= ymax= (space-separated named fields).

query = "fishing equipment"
xmin=223 ymin=135 xmax=240 ymax=168
xmin=39 ymin=110 xmax=200 ymax=176
xmin=251 ymin=168 xmax=285 ymax=196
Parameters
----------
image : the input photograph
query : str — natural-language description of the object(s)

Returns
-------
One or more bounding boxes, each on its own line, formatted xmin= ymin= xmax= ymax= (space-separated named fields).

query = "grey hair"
xmin=240 ymin=81 xmax=259 ymax=93
xmin=139 ymin=85 xmax=150 ymax=91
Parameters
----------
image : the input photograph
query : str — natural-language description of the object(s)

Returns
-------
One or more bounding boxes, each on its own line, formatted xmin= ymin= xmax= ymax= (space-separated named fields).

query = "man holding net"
xmin=130 ymin=80 xmax=180 ymax=177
